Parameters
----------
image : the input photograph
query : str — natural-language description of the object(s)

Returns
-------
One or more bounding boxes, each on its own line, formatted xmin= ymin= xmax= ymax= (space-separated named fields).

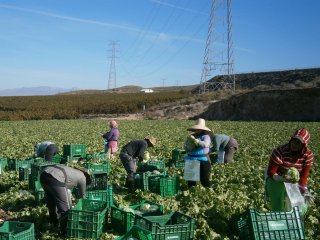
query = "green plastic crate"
xmin=67 ymin=199 xmax=108 ymax=239
xmin=134 ymin=171 xmax=167 ymax=191
xmin=237 ymin=206 xmax=305 ymax=240
xmin=134 ymin=211 xmax=195 ymax=240
xmin=0 ymin=159 xmax=8 ymax=174
xmin=116 ymin=225 xmax=153 ymax=240
xmin=86 ymin=185 xmax=114 ymax=208
xmin=148 ymin=176 xmax=180 ymax=197
xmin=88 ymin=172 xmax=108 ymax=190
xmin=0 ymin=221 xmax=34 ymax=240
xmin=172 ymin=149 xmax=186 ymax=161
xmin=18 ymin=167 xmax=30 ymax=181
xmin=52 ymin=154 xmax=63 ymax=164
xmin=171 ymin=149 xmax=186 ymax=168
xmin=34 ymin=181 xmax=46 ymax=204
xmin=7 ymin=159 xmax=34 ymax=171
xmin=83 ymin=161 xmax=111 ymax=175
xmin=63 ymin=144 xmax=86 ymax=158
xmin=111 ymin=200 xmax=164 ymax=234
xmin=137 ymin=160 xmax=166 ymax=172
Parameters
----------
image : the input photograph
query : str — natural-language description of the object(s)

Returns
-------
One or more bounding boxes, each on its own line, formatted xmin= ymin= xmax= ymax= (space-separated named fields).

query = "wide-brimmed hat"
xmin=145 ymin=136 xmax=156 ymax=147
xmin=187 ymin=118 xmax=212 ymax=132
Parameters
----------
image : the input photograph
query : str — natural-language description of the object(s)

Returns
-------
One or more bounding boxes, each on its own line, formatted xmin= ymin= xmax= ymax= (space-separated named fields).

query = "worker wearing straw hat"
xmin=184 ymin=118 xmax=212 ymax=188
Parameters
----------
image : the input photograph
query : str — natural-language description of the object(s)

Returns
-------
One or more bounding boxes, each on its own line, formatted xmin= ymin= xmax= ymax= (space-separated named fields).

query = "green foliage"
xmin=0 ymin=120 xmax=319 ymax=240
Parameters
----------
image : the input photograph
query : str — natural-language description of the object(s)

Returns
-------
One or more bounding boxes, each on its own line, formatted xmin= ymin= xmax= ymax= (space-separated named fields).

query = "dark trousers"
xmin=40 ymin=172 xmax=71 ymax=235
xmin=45 ymin=144 xmax=59 ymax=162
xmin=188 ymin=160 xmax=212 ymax=188
xmin=224 ymin=137 xmax=239 ymax=163
xmin=119 ymin=152 xmax=136 ymax=181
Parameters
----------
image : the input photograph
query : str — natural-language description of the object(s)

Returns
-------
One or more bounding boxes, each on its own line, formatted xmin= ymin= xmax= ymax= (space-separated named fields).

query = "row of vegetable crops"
xmin=0 ymin=119 xmax=319 ymax=239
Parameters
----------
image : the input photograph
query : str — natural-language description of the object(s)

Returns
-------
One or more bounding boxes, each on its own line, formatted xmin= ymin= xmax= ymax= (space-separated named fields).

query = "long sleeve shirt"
xmin=184 ymin=134 xmax=211 ymax=161
xmin=121 ymin=140 xmax=148 ymax=161
xmin=35 ymin=141 xmax=55 ymax=157
xmin=267 ymin=143 xmax=314 ymax=187
xmin=211 ymin=134 xmax=230 ymax=152
xmin=102 ymin=128 xmax=119 ymax=141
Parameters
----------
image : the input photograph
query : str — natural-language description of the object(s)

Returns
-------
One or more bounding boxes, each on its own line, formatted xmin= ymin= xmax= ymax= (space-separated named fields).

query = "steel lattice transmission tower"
xmin=199 ymin=0 xmax=235 ymax=93
xmin=108 ymin=41 xmax=119 ymax=90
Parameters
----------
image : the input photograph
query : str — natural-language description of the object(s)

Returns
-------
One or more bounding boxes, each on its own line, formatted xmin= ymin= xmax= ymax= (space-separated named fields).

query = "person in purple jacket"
xmin=101 ymin=120 xmax=119 ymax=160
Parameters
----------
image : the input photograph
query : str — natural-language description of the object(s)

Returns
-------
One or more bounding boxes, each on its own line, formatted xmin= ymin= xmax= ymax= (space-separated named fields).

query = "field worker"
xmin=184 ymin=118 xmax=212 ymax=188
xmin=101 ymin=120 xmax=119 ymax=160
xmin=119 ymin=136 xmax=156 ymax=191
xmin=265 ymin=128 xmax=314 ymax=212
xmin=210 ymin=133 xmax=239 ymax=163
xmin=39 ymin=164 xmax=92 ymax=236
xmin=34 ymin=141 xmax=59 ymax=162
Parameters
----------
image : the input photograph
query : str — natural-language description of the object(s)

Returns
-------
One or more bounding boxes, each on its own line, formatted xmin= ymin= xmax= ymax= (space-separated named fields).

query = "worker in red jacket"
xmin=265 ymin=128 xmax=314 ymax=211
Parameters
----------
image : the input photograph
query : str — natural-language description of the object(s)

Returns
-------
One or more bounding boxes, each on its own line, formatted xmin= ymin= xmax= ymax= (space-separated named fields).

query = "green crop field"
xmin=0 ymin=119 xmax=319 ymax=239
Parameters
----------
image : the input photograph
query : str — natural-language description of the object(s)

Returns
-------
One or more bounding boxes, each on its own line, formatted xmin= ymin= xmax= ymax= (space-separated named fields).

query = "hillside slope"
xmin=195 ymin=88 xmax=320 ymax=121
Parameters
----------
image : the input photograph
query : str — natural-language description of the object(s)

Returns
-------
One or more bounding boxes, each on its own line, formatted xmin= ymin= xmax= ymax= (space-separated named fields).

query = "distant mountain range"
xmin=0 ymin=86 xmax=79 ymax=96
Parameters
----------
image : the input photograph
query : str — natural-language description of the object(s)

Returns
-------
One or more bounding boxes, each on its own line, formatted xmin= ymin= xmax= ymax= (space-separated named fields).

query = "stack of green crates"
xmin=171 ymin=149 xmax=186 ymax=168
xmin=134 ymin=211 xmax=195 ymax=240
xmin=148 ymin=175 xmax=180 ymax=197
xmin=83 ymin=161 xmax=110 ymax=191
xmin=237 ymin=206 xmax=305 ymax=240
xmin=0 ymin=221 xmax=34 ymax=240
xmin=111 ymin=200 xmax=164 ymax=234
xmin=116 ymin=226 xmax=153 ymax=240
xmin=63 ymin=144 xmax=87 ymax=162
xmin=67 ymin=199 xmax=108 ymax=239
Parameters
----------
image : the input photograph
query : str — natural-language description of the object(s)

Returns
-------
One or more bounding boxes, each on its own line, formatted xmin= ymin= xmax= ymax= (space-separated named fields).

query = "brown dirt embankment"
xmin=196 ymin=88 xmax=320 ymax=121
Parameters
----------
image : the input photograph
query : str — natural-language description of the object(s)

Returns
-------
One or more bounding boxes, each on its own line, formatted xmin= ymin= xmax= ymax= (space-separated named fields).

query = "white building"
xmin=140 ymin=88 xmax=154 ymax=93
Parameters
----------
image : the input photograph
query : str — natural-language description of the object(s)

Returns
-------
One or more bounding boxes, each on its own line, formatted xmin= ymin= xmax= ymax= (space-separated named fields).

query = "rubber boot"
xmin=125 ymin=179 xmax=135 ymax=192
xmin=59 ymin=212 xmax=68 ymax=237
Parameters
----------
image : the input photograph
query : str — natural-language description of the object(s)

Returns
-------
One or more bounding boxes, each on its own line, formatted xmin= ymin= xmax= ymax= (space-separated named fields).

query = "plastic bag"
xmin=284 ymin=182 xmax=308 ymax=216
xmin=184 ymin=160 xmax=200 ymax=181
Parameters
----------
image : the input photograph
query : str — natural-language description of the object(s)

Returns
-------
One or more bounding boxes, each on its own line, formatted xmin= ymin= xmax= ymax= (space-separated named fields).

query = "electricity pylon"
xmin=108 ymin=41 xmax=119 ymax=90
xmin=199 ymin=0 xmax=235 ymax=93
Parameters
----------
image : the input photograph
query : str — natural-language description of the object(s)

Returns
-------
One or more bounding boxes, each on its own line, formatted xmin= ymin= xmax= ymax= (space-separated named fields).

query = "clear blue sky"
xmin=0 ymin=0 xmax=319 ymax=90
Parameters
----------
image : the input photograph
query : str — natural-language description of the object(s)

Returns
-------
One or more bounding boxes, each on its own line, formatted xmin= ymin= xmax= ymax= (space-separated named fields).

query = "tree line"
xmin=0 ymin=92 xmax=189 ymax=121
